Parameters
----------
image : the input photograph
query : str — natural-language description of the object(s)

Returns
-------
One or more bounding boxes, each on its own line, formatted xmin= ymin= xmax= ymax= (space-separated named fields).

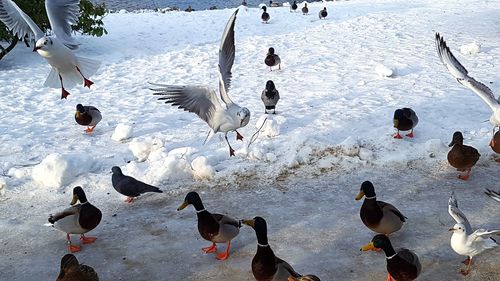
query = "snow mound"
xmin=32 ymin=153 xmax=94 ymax=188
xmin=0 ymin=178 xmax=6 ymax=196
xmin=460 ymin=42 xmax=481 ymax=55
xmin=112 ymin=123 xmax=133 ymax=141
xmin=339 ymin=136 xmax=360 ymax=156
xmin=375 ymin=64 xmax=394 ymax=77
xmin=256 ymin=115 xmax=280 ymax=137
xmin=191 ymin=156 xmax=215 ymax=180
xmin=129 ymin=137 xmax=164 ymax=162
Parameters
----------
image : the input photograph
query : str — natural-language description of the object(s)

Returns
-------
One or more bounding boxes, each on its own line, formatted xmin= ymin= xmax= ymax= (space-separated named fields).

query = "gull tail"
xmin=43 ymin=57 xmax=100 ymax=89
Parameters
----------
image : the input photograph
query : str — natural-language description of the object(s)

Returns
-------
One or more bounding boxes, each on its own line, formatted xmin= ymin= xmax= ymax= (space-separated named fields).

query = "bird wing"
xmin=275 ymin=257 xmax=301 ymax=278
xmin=435 ymin=33 xmax=498 ymax=110
xmin=50 ymin=205 xmax=79 ymax=223
xmin=121 ymin=175 xmax=160 ymax=195
xmin=377 ymin=201 xmax=407 ymax=222
xmin=212 ymin=213 xmax=241 ymax=228
xmin=448 ymin=192 xmax=473 ymax=235
xmin=217 ymin=9 xmax=238 ymax=106
xmin=472 ymin=229 xmax=500 ymax=237
xmin=485 ymin=189 xmax=500 ymax=203
xmin=0 ymin=0 xmax=44 ymax=41
xmin=45 ymin=0 xmax=80 ymax=49
xmin=151 ymin=84 xmax=223 ymax=130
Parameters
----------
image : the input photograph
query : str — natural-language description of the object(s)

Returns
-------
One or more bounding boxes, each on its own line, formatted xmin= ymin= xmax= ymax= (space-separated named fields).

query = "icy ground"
xmin=0 ymin=0 xmax=499 ymax=280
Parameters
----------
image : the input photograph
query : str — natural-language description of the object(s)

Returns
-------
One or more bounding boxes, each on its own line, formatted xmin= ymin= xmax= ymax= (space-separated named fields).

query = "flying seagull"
xmin=0 ymin=0 xmax=100 ymax=99
xmin=435 ymin=33 xmax=500 ymax=146
xmin=150 ymin=9 xmax=250 ymax=157
xmin=448 ymin=192 xmax=500 ymax=275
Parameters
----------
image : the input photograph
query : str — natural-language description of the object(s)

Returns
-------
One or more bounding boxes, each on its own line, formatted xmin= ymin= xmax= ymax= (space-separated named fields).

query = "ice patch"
xmin=112 ymin=123 xmax=134 ymax=141
xmin=191 ymin=156 xmax=215 ymax=180
xmin=0 ymin=178 xmax=6 ymax=196
xmin=375 ymin=64 xmax=394 ymax=77
xmin=129 ymin=137 xmax=164 ymax=162
xmin=32 ymin=153 xmax=94 ymax=188
xmin=460 ymin=42 xmax=481 ymax=55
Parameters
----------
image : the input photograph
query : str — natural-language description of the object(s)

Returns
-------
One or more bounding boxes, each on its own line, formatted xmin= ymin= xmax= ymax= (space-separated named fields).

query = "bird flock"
xmin=0 ymin=0 xmax=499 ymax=280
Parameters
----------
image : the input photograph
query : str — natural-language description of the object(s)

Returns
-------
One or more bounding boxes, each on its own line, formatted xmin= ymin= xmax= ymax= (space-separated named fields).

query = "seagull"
xmin=150 ymin=9 xmax=250 ymax=157
xmin=484 ymin=189 xmax=500 ymax=203
xmin=435 ymin=33 xmax=500 ymax=146
xmin=448 ymin=192 xmax=500 ymax=275
xmin=0 ymin=0 xmax=100 ymax=99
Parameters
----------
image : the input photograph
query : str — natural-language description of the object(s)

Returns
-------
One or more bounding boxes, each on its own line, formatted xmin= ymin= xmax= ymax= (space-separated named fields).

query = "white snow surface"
xmin=460 ymin=41 xmax=481 ymax=55
xmin=111 ymin=123 xmax=134 ymax=141
xmin=0 ymin=0 xmax=500 ymax=280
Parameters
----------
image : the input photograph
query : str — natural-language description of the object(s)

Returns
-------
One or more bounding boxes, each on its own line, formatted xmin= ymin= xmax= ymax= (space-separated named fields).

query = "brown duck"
xmin=355 ymin=181 xmax=406 ymax=235
xmin=448 ymin=131 xmax=480 ymax=180
xmin=361 ymin=235 xmax=421 ymax=281
xmin=177 ymin=191 xmax=242 ymax=260
xmin=57 ymin=254 xmax=99 ymax=281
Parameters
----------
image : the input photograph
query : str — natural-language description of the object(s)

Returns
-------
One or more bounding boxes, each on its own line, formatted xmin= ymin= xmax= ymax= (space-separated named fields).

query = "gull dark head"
xmin=34 ymin=36 xmax=53 ymax=52
xmin=265 ymin=80 xmax=276 ymax=90
xmin=449 ymin=131 xmax=464 ymax=147
xmin=239 ymin=107 xmax=251 ymax=127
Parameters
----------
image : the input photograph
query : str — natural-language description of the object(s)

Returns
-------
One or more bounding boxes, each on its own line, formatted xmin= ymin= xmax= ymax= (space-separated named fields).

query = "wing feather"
xmin=45 ymin=0 xmax=80 ymax=49
xmin=218 ymin=9 xmax=238 ymax=105
xmin=485 ymin=189 xmax=500 ymax=203
xmin=448 ymin=192 xmax=473 ymax=235
xmin=0 ymin=0 xmax=44 ymax=41
xmin=435 ymin=33 xmax=498 ymax=110
xmin=151 ymin=84 xmax=223 ymax=130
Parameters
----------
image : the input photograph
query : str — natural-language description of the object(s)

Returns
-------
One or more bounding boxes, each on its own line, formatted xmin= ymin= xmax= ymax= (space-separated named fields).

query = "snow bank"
xmin=256 ymin=115 xmax=281 ymax=138
xmin=460 ymin=42 xmax=481 ymax=55
xmin=31 ymin=153 xmax=94 ymax=188
xmin=112 ymin=123 xmax=133 ymax=141
xmin=191 ymin=156 xmax=215 ymax=180
xmin=375 ymin=64 xmax=394 ymax=77
xmin=129 ymin=137 xmax=164 ymax=162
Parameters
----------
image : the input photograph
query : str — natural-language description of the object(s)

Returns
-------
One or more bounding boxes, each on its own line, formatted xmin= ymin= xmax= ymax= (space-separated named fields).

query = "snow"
xmin=111 ymin=123 xmax=134 ymax=141
xmin=0 ymin=0 xmax=500 ymax=280
xmin=460 ymin=42 xmax=481 ymax=55
xmin=375 ymin=64 xmax=394 ymax=77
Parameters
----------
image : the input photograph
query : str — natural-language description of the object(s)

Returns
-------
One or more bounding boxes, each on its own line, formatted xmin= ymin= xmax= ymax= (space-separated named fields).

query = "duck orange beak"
xmin=355 ymin=191 xmax=365 ymax=200
xmin=177 ymin=201 xmax=189 ymax=211
xmin=360 ymin=241 xmax=376 ymax=251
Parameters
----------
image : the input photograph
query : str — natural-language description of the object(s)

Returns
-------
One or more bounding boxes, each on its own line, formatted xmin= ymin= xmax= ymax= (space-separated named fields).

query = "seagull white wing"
xmin=0 ymin=0 xmax=44 ymax=42
xmin=448 ymin=192 xmax=473 ymax=235
xmin=472 ymin=229 xmax=500 ymax=237
xmin=151 ymin=84 xmax=223 ymax=130
xmin=45 ymin=0 xmax=80 ymax=49
xmin=218 ymin=9 xmax=238 ymax=106
xmin=485 ymin=189 xmax=500 ymax=203
xmin=435 ymin=33 xmax=499 ymax=110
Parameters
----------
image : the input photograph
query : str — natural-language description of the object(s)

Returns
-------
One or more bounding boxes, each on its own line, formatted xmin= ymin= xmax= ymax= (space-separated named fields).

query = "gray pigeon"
xmin=261 ymin=80 xmax=280 ymax=114
xmin=111 ymin=166 xmax=162 ymax=203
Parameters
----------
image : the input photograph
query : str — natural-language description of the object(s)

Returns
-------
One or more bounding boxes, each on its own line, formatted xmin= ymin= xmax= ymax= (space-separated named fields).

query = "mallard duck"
xmin=319 ymin=7 xmax=327 ymax=19
xmin=261 ymin=6 xmax=270 ymax=23
xmin=48 ymin=186 xmax=102 ymax=253
xmin=355 ymin=181 xmax=406 ymax=235
xmin=290 ymin=1 xmax=298 ymax=12
xmin=111 ymin=166 xmax=162 ymax=203
xmin=177 ymin=191 xmax=242 ymax=260
xmin=447 ymin=131 xmax=480 ymax=180
xmin=361 ymin=234 xmax=421 ymax=281
xmin=262 ymin=80 xmax=280 ymax=114
xmin=448 ymin=192 xmax=500 ymax=275
xmin=243 ymin=217 xmax=319 ymax=281
xmin=265 ymin=47 xmax=281 ymax=71
xmin=436 ymin=33 xmax=500 ymax=148
xmin=302 ymin=3 xmax=308 ymax=15
xmin=57 ymin=254 xmax=99 ymax=281
xmin=489 ymin=131 xmax=500 ymax=162
xmin=75 ymin=104 xmax=102 ymax=133
xmin=288 ymin=275 xmax=321 ymax=281
xmin=393 ymin=108 xmax=418 ymax=139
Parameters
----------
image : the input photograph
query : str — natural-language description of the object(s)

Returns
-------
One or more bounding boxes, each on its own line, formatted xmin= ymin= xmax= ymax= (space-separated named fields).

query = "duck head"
xmin=71 ymin=186 xmax=88 ymax=205
xmin=267 ymin=47 xmax=275 ymax=55
xmin=177 ymin=191 xmax=204 ymax=211
xmin=355 ymin=180 xmax=376 ymax=200
xmin=360 ymin=234 xmax=392 ymax=252
xmin=243 ymin=216 xmax=269 ymax=245
xmin=449 ymin=131 xmax=464 ymax=147
xmin=75 ymin=104 xmax=85 ymax=118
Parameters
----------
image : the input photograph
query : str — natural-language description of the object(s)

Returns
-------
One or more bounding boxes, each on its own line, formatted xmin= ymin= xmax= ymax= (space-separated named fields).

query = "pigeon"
xmin=319 ymin=7 xmax=327 ymax=19
xmin=75 ymin=104 xmax=102 ymax=133
xmin=265 ymin=47 xmax=281 ymax=71
xmin=302 ymin=3 xmax=308 ymax=15
xmin=0 ymin=0 xmax=100 ymax=99
xmin=111 ymin=166 xmax=162 ymax=203
xmin=448 ymin=192 xmax=500 ymax=275
xmin=150 ymin=9 xmax=250 ymax=157
xmin=261 ymin=6 xmax=270 ymax=23
xmin=435 ymin=33 xmax=500 ymax=146
xmin=261 ymin=80 xmax=280 ymax=114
